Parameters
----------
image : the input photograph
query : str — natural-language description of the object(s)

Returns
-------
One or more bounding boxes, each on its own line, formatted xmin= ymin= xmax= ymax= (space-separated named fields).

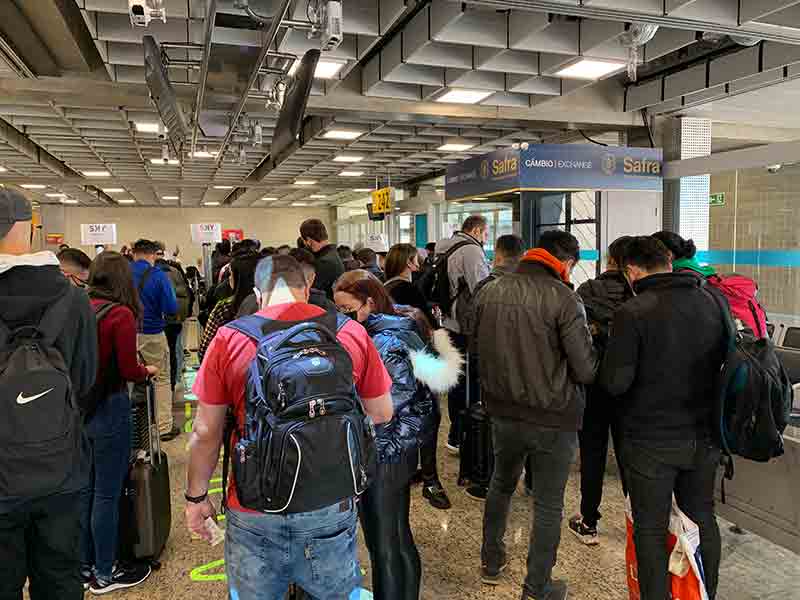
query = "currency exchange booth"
xmin=445 ymin=144 xmax=663 ymax=286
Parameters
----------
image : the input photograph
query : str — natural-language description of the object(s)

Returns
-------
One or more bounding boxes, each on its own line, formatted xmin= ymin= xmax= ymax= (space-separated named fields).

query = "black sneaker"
xmin=465 ymin=484 xmax=488 ymax=501
xmin=480 ymin=559 xmax=509 ymax=585
xmin=422 ymin=481 xmax=452 ymax=510
xmin=80 ymin=566 xmax=94 ymax=591
xmin=568 ymin=516 xmax=599 ymax=546
xmin=523 ymin=579 xmax=569 ymax=600
xmin=159 ymin=425 xmax=181 ymax=442
xmin=90 ymin=563 xmax=152 ymax=595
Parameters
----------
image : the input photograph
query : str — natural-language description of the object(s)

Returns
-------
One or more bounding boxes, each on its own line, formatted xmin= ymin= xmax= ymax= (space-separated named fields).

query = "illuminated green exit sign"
xmin=710 ymin=193 xmax=725 ymax=206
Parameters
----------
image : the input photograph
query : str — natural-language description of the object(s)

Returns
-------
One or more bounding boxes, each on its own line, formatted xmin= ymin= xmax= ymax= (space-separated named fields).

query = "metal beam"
xmin=213 ymin=0 xmax=293 ymax=168
xmin=467 ymin=0 xmax=800 ymax=45
xmin=190 ymin=0 xmax=216 ymax=158
xmin=663 ymin=139 xmax=800 ymax=179
xmin=0 ymin=116 xmax=80 ymax=178
xmin=739 ymin=0 xmax=800 ymax=25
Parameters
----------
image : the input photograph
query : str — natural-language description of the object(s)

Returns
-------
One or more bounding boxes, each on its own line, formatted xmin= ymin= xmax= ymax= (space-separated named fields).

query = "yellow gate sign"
xmin=370 ymin=187 xmax=394 ymax=214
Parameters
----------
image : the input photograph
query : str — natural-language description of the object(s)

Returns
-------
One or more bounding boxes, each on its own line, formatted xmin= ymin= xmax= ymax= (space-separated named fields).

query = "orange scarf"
xmin=522 ymin=248 xmax=570 ymax=283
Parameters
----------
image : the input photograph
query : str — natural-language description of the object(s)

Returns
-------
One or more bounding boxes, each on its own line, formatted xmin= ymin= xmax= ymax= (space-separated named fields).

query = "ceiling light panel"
xmin=554 ymin=59 xmax=626 ymax=80
xmin=323 ymin=130 xmax=364 ymax=140
xmin=435 ymin=89 xmax=494 ymax=104
xmin=21 ymin=184 xmax=46 ymax=189
xmin=333 ymin=155 xmax=364 ymax=162
xmin=293 ymin=180 xmax=317 ymax=185
xmin=117 ymin=199 xmax=136 ymax=204
xmin=83 ymin=171 xmax=111 ymax=177
xmin=339 ymin=171 xmax=364 ymax=177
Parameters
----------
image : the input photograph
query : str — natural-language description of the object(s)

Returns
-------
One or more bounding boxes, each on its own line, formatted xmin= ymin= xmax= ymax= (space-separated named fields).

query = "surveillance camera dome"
xmin=767 ymin=164 xmax=782 ymax=173
xmin=520 ymin=142 xmax=530 ymax=150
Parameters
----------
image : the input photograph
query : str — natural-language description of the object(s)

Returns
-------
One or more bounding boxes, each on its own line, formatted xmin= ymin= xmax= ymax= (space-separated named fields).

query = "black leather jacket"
xmin=576 ymin=270 xmax=633 ymax=351
xmin=474 ymin=260 xmax=598 ymax=431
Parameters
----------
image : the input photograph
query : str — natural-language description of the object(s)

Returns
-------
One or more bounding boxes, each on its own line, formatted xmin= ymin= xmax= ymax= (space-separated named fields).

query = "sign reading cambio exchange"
xmin=445 ymin=144 xmax=663 ymax=201
xmin=80 ymin=223 xmax=117 ymax=246
xmin=190 ymin=223 xmax=223 ymax=244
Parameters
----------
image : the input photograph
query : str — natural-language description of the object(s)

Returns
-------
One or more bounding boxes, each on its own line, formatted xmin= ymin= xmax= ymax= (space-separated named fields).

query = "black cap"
xmin=0 ymin=188 xmax=32 ymax=239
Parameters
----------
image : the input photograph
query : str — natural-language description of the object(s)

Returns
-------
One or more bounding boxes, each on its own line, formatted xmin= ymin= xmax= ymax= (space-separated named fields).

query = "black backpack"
xmin=82 ymin=302 xmax=120 ymax=421
xmin=419 ymin=238 xmax=479 ymax=316
xmin=223 ymin=310 xmax=376 ymax=514
xmin=709 ymin=290 xmax=792 ymax=491
xmin=0 ymin=292 xmax=82 ymax=499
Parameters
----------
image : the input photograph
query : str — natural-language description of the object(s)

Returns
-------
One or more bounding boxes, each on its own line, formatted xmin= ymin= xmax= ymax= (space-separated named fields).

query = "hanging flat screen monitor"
xmin=366 ymin=203 xmax=385 ymax=221
xmin=270 ymin=49 xmax=321 ymax=166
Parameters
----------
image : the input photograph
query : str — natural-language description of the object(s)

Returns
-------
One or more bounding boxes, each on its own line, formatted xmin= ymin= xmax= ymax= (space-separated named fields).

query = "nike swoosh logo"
xmin=16 ymin=388 xmax=55 ymax=405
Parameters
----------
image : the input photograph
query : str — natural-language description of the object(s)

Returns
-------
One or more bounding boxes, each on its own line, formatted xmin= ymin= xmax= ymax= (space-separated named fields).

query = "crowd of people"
xmin=0 ymin=185 xmax=757 ymax=600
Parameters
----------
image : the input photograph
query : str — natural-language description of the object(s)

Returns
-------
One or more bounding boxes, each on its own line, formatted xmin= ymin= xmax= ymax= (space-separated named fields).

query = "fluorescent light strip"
xmin=46 ymin=193 xmax=67 ymax=198
xmin=333 ymin=155 xmax=364 ymax=163
xmin=150 ymin=158 xmax=180 ymax=165
xmin=291 ymin=202 xmax=309 ymax=207
xmin=435 ymin=89 xmax=493 ymax=104
xmin=309 ymin=194 xmax=327 ymax=198
xmin=83 ymin=170 xmax=110 ymax=177
xmin=204 ymin=201 xmax=220 ymax=206
xmin=0 ymin=166 xmax=7 ymax=173
xmin=289 ymin=59 xmax=346 ymax=80
xmin=261 ymin=196 xmax=278 ymax=201
xmin=162 ymin=195 xmax=179 ymax=200
xmin=61 ymin=199 xmax=79 ymax=205
xmin=20 ymin=184 xmax=46 ymax=189
xmin=438 ymin=143 xmax=474 ymax=152
xmin=293 ymin=180 xmax=316 ymax=186
xmin=135 ymin=122 xmax=162 ymax=133
xmin=117 ymin=199 xmax=136 ymax=204
xmin=352 ymin=188 xmax=374 ymax=192
xmin=102 ymin=188 xmax=125 ymax=193
xmin=339 ymin=171 xmax=364 ymax=177
xmin=323 ymin=130 xmax=363 ymax=140
xmin=213 ymin=185 xmax=234 ymax=190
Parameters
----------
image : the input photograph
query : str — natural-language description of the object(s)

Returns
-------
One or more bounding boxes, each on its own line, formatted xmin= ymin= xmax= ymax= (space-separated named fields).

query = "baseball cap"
xmin=0 ymin=189 xmax=33 ymax=239
xmin=364 ymin=233 xmax=389 ymax=254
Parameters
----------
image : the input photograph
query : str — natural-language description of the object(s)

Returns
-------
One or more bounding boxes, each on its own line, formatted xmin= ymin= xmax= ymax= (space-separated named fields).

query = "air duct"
xmin=619 ymin=24 xmax=659 ymax=82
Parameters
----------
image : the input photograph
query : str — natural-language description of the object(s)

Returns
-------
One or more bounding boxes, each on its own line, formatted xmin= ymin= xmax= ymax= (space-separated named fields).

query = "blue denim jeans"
xmin=79 ymin=392 xmax=132 ymax=580
xmin=225 ymin=500 xmax=361 ymax=600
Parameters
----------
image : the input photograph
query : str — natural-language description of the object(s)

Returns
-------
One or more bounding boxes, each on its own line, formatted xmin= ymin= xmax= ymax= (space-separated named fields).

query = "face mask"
xmin=339 ymin=302 xmax=365 ymax=323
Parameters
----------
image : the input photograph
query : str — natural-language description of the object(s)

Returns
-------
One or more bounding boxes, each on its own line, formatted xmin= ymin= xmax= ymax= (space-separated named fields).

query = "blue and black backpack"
xmin=223 ymin=310 xmax=376 ymax=514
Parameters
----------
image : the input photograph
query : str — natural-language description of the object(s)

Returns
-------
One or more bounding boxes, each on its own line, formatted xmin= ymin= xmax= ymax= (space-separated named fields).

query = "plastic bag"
xmin=625 ymin=495 xmax=709 ymax=600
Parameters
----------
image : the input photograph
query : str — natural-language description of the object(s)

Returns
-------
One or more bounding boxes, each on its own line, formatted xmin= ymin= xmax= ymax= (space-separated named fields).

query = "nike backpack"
xmin=707 ymin=273 xmax=768 ymax=339
xmin=708 ymin=289 xmax=792 ymax=498
xmin=223 ymin=310 xmax=376 ymax=514
xmin=0 ymin=292 xmax=82 ymax=499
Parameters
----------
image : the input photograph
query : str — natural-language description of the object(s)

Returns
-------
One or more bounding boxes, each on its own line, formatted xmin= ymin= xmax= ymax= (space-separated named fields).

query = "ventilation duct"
xmin=729 ymin=35 xmax=761 ymax=47
xmin=619 ymin=24 xmax=659 ymax=82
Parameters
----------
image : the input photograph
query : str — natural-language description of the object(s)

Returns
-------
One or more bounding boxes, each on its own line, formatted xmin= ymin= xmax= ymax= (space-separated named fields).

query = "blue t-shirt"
xmin=131 ymin=259 xmax=178 ymax=334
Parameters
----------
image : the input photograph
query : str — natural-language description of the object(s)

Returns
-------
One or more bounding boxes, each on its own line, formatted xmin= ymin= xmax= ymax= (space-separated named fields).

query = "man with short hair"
xmin=57 ymin=247 xmax=92 ymax=288
xmin=434 ymin=214 xmax=491 ymax=452
xmin=155 ymin=242 xmax=193 ymax=396
xmin=186 ymin=255 xmax=393 ymax=599
xmin=299 ymin=219 xmax=344 ymax=299
xmin=354 ymin=247 xmax=384 ymax=282
xmin=0 ymin=189 xmax=98 ymax=600
xmin=475 ymin=230 xmax=597 ymax=600
xmin=600 ymin=236 xmax=726 ymax=600
xmin=132 ymin=239 xmax=179 ymax=440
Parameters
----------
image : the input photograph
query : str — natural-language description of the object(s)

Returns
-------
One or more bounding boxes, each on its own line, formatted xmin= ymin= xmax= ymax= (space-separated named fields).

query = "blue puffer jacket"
xmin=364 ymin=312 xmax=463 ymax=464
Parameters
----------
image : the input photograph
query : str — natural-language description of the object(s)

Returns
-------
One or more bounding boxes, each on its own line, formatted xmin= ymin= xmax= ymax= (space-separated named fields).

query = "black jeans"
xmin=0 ymin=491 xmax=83 ymax=600
xmin=447 ymin=332 xmax=478 ymax=446
xmin=578 ymin=389 xmax=625 ymax=528
xmin=358 ymin=455 xmax=421 ymax=600
xmin=623 ymin=438 xmax=721 ymax=600
xmin=419 ymin=395 xmax=441 ymax=483
xmin=164 ymin=322 xmax=183 ymax=391
xmin=482 ymin=417 xmax=577 ymax=598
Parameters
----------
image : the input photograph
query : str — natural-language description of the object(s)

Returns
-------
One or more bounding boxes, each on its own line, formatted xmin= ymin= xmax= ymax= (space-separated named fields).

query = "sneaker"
xmin=480 ymin=559 xmax=509 ymax=585
xmin=90 ymin=563 xmax=152 ymax=595
xmin=465 ymin=484 xmax=488 ymax=501
xmin=159 ymin=425 xmax=181 ymax=442
xmin=568 ymin=516 xmax=599 ymax=546
xmin=529 ymin=579 xmax=568 ymax=600
xmin=80 ymin=566 xmax=94 ymax=591
xmin=422 ymin=481 xmax=452 ymax=510
xmin=445 ymin=442 xmax=460 ymax=455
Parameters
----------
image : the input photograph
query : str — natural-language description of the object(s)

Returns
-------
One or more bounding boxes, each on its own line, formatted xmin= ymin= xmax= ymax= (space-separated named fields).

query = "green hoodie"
xmin=673 ymin=256 xmax=716 ymax=277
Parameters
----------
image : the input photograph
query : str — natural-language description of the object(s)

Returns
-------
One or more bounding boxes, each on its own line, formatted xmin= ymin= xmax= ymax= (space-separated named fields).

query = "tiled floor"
xmin=40 ymin=365 xmax=800 ymax=599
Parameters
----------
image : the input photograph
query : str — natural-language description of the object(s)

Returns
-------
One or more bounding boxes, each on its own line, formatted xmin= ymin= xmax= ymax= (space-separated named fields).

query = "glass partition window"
xmin=442 ymin=202 xmax=514 ymax=258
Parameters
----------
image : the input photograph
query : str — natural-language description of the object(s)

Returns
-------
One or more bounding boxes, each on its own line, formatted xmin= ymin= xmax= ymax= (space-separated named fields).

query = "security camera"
xmin=520 ymin=142 xmax=530 ymax=150
xmin=767 ymin=164 xmax=782 ymax=173
xmin=129 ymin=0 xmax=166 ymax=27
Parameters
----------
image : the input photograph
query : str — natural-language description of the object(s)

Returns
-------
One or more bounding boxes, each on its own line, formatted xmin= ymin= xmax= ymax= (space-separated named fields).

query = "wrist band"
xmin=185 ymin=491 xmax=208 ymax=504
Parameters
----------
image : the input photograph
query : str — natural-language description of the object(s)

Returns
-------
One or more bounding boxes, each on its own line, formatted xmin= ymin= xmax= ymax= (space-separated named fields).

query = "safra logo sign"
xmin=601 ymin=154 xmax=617 ymax=176
xmin=624 ymin=157 xmax=661 ymax=174
xmin=480 ymin=160 xmax=489 ymax=179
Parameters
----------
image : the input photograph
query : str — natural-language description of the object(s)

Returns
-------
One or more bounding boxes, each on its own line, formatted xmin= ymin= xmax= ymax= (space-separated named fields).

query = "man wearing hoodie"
xmin=435 ymin=215 xmax=491 ymax=453
xmin=474 ymin=230 xmax=598 ymax=600
xmin=568 ymin=236 xmax=633 ymax=545
xmin=0 ymin=190 xmax=97 ymax=600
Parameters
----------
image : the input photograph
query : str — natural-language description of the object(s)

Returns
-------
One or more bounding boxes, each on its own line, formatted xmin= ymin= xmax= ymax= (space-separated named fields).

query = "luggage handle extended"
xmin=144 ymin=376 xmax=162 ymax=466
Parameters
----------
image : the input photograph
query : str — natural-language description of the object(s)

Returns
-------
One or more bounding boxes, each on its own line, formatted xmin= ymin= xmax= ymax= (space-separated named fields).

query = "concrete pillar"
xmin=660 ymin=116 xmax=712 ymax=249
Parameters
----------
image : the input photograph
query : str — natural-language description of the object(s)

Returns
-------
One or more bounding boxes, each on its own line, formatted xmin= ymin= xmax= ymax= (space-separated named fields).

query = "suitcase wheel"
xmin=150 ymin=560 xmax=162 ymax=571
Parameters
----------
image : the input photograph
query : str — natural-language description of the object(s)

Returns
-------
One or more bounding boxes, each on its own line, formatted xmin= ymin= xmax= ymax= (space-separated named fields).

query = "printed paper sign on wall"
xmin=80 ymin=224 xmax=117 ymax=246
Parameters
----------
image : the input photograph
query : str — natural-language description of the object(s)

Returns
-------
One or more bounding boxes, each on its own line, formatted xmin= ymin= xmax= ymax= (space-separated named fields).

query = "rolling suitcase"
xmin=119 ymin=380 xmax=172 ymax=567
xmin=458 ymin=352 xmax=494 ymax=489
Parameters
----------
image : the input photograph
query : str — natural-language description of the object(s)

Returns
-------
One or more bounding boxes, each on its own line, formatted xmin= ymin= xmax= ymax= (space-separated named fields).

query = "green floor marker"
xmin=189 ymin=559 xmax=226 ymax=582
xmin=184 ymin=402 xmax=194 ymax=433
xmin=217 ymin=514 xmax=226 ymax=522
xmin=210 ymin=477 xmax=222 ymax=484
xmin=208 ymin=487 xmax=223 ymax=495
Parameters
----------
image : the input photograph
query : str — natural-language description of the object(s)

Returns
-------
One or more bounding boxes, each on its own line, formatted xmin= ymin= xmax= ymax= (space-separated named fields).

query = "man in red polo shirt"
xmin=185 ymin=255 xmax=392 ymax=600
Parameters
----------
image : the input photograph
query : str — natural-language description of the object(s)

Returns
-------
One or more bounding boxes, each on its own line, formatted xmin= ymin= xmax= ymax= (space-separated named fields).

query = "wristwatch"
xmin=185 ymin=491 xmax=209 ymax=504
